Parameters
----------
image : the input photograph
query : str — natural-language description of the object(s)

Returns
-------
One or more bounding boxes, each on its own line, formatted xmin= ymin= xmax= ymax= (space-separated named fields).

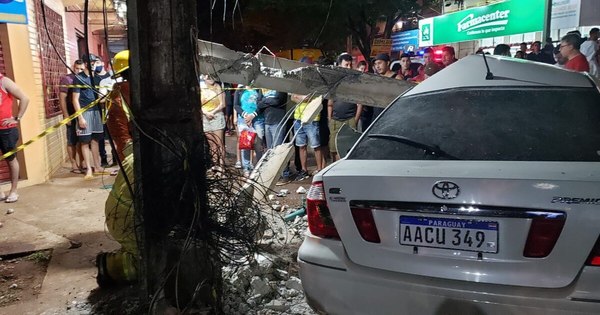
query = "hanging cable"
xmin=313 ymin=0 xmax=334 ymax=47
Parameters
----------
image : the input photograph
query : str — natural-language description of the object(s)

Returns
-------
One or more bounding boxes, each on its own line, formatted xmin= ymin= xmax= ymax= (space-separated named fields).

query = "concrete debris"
xmin=254 ymin=254 xmax=274 ymax=275
xmin=263 ymin=299 xmax=290 ymax=312
xmin=222 ymin=237 xmax=313 ymax=313
xmin=296 ymin=186 xmax=306 ymax=194
xmin=250 ymin=276 xmax=272 ymax=297
xmin=6 ymin=208 xmax=14 ymax=214
xmin=268 ymin=194 xmax=275 ymax=201
xmin=285 ymin=277 xmax=303 ymax=292
xmin=293 ymin=216 xmax=302 ymax=224
xmin=229 ymin=271 xmax=250 ymax=292
xmin=273 ymin=269 xmax=289 ymax=280
xmin=262 ymin=229 xmax=274 ymax=239
xmin=220 ymin=202 xmax=314 ymax=315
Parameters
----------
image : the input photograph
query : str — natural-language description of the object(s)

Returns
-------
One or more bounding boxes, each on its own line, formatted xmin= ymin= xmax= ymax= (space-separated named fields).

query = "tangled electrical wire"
xmin=40 ymin=0 xmax=352 ymax=313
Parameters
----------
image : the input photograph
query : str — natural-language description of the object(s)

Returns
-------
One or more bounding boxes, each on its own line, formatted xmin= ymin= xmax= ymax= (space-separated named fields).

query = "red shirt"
xmin=565 ymin=53 xmax=590 ymax=72
xmin=0 ymin=74 xmax=15 ymax=130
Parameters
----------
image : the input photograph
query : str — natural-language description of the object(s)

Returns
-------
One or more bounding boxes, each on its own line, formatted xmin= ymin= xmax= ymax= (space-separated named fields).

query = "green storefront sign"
xmin=419 ymin=0 xmax=546 ymax=46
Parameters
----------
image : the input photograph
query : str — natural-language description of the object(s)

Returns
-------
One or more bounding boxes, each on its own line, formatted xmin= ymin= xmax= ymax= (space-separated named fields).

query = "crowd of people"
xmin=199 ymin=29 xmax=599 ymax=183
xmin=200 ymin=47 xmax=457 ymax=182
xmin=59 ymin=51 xmax=132 ymax=180
xmin=484 ymin=28 xmax=599 ymax=75
xmin=60 ymin=29 xmax=598 ymax=185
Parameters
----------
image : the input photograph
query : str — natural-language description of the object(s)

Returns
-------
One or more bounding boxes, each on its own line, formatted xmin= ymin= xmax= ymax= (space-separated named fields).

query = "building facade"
xmin=0 ymin=0 xmax=109 ymax=188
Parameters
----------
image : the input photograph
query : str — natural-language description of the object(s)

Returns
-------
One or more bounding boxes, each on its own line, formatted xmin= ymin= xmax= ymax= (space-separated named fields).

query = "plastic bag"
xmin=239 ymin=128 xmax=257 ymax=150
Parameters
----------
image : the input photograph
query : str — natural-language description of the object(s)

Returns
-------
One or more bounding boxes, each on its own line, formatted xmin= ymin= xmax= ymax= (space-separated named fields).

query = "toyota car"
xmin=298 ymin=55 xmax=600 ymax=314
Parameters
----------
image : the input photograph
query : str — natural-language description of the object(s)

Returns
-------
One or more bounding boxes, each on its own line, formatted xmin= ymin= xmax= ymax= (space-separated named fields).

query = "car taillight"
xmin=306 ymin=182 xmax=339 ymax=239
xmin=585 ymin=236 xmax=600 ymax=266
xmin=350 ymin=207 xmax=380 ymax=243
xmin=523 ymin=217 xmax=565 ymax=258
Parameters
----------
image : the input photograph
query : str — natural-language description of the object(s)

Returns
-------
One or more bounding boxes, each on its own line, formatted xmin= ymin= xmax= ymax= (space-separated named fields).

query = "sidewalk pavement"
xmin=0 ymin=167 xmax=119 ymax=315
xmin=0 ymin=134 xmax=318 ymax=314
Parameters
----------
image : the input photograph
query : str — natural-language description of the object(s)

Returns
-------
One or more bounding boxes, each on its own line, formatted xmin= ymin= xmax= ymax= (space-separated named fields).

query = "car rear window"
xmin=349 ymin=87 xmax=600 ymax=161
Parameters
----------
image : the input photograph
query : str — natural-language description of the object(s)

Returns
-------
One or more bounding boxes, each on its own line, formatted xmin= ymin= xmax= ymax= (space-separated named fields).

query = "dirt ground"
xmin=0 ymin=250 xmax=52 ymax=308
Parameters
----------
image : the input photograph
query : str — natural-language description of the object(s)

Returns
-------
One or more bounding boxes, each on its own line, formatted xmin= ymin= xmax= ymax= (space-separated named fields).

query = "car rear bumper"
xmin=298 ymin=235 xmax=600 ymax=315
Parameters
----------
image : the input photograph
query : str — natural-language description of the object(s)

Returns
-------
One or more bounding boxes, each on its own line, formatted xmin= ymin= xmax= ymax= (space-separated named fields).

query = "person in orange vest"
xmin=96 ymin=51 xmax=137 ymax=287
xmin=97 ymin=146 xmax=137 ymax=287
xmin=105 ymin=50 xmax=133 ymax=163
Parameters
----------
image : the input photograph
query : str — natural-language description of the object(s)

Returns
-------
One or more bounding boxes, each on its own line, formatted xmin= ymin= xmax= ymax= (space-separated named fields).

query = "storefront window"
xmin=523 ymin=32 xmax=536 ymax=42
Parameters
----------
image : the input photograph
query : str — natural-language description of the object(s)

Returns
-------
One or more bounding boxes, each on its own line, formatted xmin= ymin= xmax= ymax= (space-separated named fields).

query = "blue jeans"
xmin=293 ymin=120 xmax=320 ymax=148
xmin=237 ymin=116 xmax=265 ymax=171
xmin=265 ymin=123 xmax=286 ymax=149
xmin=265 ymin=123 xmax=291 ymax=178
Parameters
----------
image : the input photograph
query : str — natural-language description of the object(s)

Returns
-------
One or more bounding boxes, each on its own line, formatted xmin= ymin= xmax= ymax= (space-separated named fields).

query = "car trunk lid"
xmin=322 ymin=160 xmax=600 ymax=288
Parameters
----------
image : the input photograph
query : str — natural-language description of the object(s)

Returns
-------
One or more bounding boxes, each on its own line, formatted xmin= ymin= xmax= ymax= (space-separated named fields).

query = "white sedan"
xmin=298 ymin=55 xmax=600 ymax=315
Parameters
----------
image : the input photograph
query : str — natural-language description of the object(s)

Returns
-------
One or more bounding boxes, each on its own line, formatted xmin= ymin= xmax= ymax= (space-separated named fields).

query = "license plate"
xmin=400 ymin=216 xmax=498 ymax=253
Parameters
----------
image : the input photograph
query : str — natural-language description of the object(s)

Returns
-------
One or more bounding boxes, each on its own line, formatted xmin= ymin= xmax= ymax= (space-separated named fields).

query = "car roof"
xmin=404 ymin=55 xmax=595 ymax=97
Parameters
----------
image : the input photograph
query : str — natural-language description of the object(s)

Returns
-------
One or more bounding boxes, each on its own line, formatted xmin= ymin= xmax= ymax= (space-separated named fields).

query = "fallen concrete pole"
xmin=196 ymin=40 xmax=415 ymax=108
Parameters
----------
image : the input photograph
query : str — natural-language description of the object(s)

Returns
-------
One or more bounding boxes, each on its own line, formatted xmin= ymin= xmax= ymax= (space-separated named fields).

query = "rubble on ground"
xmin=221 ymin=212 xmax=313 ymax=315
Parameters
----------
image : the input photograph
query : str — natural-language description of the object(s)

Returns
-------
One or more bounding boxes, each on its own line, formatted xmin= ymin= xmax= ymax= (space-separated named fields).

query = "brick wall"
xmin=25 ymin=0 xmax=68 ymax=177
xmin=23 ymin=0 xmax=107 ymax=178
xmin=65 ymin=11 xmax=108 ymax=65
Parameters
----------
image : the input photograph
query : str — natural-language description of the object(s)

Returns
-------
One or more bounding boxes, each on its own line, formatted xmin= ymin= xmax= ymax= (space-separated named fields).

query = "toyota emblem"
xmin=432 ymin=181 xmax=460 ymax=199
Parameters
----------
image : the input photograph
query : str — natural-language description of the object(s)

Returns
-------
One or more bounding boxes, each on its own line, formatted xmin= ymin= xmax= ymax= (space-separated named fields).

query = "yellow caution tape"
xmin=0 ymin=99 xmax=101 ymax=161
xmin=0 ymin=85 xmax=256 ymax=161
xmin=58 ymin=85 xmax=114 ymax=89
xmin=222 ymin=87 xmax=257 ymax=90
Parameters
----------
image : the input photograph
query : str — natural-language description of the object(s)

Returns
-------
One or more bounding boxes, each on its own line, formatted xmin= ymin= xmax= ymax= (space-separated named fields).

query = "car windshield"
xmin=349 ymin=87 xmax=600 ymax=161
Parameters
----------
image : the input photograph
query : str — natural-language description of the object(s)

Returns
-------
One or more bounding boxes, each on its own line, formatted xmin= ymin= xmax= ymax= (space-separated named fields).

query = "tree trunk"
xmin=383 ymin=15 xmax=395 ymax=39
xmin=127 ymin=0 xmax=216 ymax=312
xmin=347 ymin=15 xmax=371 ymax=61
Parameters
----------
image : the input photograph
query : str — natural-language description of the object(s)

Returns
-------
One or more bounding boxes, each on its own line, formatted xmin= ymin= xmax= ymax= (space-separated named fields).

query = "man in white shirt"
xmin=580 ymin=28 xmax=599 ymax=78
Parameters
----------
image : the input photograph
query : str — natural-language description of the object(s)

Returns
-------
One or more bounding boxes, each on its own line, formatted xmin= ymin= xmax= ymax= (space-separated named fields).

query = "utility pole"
xmin=127 ymin=0 xmax=217 ymax=312
xmin=543 ymin=0 xmax=552 ymax=42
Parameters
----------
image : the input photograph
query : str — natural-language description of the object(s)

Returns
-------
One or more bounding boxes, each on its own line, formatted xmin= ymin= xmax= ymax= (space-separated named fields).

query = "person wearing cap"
xmin=106 ymin=50 xmax=133 ymax=163
xmin=373 ymin=53 xmax=399 ymax=79
xmin=328 ymin=53 xmax=362 ymax=161
xmin=72 ymin=54 xmax=107 ymax=179
xmin=361 ymin=52 xmax=401 ymax=131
